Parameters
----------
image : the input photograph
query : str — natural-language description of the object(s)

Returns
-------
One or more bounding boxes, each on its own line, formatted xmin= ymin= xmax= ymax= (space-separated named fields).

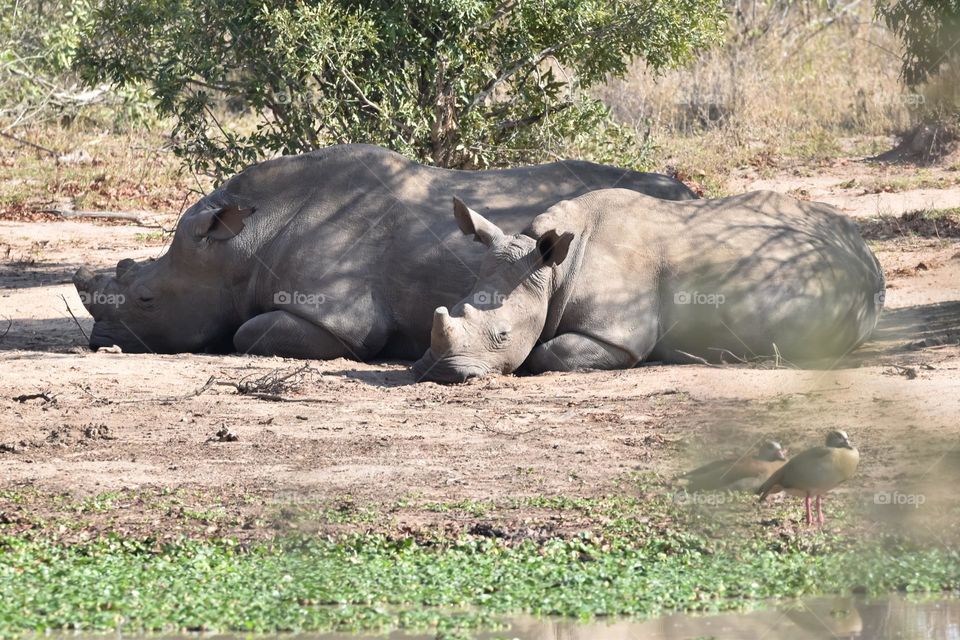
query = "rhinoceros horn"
xmin=430 ymin=306 xmax=458 ymax=354
xmin=73 ymin=266 xmax=99 ymax=312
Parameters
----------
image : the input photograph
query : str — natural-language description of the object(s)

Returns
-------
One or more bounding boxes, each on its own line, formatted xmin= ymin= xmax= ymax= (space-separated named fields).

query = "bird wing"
xmin=756 ymin=464 xmax=786 ymax=500
xmin=759 ymin=447 xmax=858 ymax=497
xmin=679 ymin=458 xmax=734 ymax=480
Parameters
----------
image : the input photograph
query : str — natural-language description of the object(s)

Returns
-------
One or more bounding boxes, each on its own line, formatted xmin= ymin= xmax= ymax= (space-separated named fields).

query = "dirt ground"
xmin=1 ymin=155 xmax=959 ymax=541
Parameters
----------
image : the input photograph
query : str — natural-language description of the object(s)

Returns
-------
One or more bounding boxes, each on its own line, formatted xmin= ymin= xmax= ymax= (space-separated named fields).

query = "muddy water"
xmin=62 ymin=594 xmax=958 ymax=639
xmin=307 ymin=594 xmax=958 ymax=639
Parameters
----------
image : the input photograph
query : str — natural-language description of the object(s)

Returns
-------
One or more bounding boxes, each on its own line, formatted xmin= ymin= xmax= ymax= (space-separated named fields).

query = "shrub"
xmin=76 ymin=0 xmax=724 ymax=177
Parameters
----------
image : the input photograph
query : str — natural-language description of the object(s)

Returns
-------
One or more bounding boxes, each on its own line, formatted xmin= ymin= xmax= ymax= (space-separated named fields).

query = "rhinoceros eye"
xmin=135 ymin=286 xmax=155 ymax=307
xmin=493 ymin=326 xmax=511 ymax=345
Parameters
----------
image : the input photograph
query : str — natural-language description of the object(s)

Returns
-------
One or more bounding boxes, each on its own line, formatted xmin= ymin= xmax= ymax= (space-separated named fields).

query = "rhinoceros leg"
xmin=233 ymin=310 xmax=376 ymax=360
xmin=523 ymin=333 xmax=640 ymax=374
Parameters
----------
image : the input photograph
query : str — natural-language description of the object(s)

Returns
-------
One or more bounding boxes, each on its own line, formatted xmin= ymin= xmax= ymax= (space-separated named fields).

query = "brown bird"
xmin=680 ymin=440 xmax=788 ymax=491
xmin=757 ymin=430 xmax=860 ymax=526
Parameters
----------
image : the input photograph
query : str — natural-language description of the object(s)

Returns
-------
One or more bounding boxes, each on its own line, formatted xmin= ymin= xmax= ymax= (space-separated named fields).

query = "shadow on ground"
xmin=3 ymin=302 xmax=957 ymax=381
xmin=851 ymin=300 xmax=960 ymax=365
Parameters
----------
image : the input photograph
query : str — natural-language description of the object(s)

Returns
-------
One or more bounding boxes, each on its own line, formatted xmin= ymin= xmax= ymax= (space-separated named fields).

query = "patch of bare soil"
xmin=1 ymin=180 xmax=958 ymax=542
xmin=729 ymin=157 xmax=960 ymax=218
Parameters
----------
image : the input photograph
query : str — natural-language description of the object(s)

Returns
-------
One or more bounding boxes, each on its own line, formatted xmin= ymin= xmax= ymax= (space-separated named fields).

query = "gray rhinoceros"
xmin=74 ymin=145 xmax=694 ymax=358
xmin=414 ymin=189 xmax=885 ymax=382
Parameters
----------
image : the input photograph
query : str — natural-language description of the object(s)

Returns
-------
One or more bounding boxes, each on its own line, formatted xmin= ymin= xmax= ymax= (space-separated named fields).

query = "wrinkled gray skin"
xmin=414 ymin=189 xmax=885 ymax=382
xmin=74 ymin=145 xmax=694 ymax=358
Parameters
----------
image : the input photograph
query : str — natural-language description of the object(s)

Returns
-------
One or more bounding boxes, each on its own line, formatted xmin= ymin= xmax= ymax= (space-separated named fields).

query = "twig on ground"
xmin=218 ymin=364 xmax=313 ymax=396
xmin=60 ymin=295 xmax=89 ymax=342
xmin=74 ymin=375 xmax=217 ymax=404
xmin=215 ymin=364 xmax=333 ymax=402
xmin=12 ymin=391 xmax=54 ymax=403
xmin=706 ymin=348 xmax=748 ymax=364
xmin=792 ymin=386 xmax=853 ymax=396
xmin=675 ymin=350 xmax=721 ymax=367
xmin=0 ymin=131 xmax=58 ymax=156
xmin=920 ymin=341 xmax=960 ymax=351
xmin=233 ymin=393 xmax=330 ymax=403
xmin=472 ymin=417 xmax=541 ymax=438
xmin=886 ymin=364 xmax=918 ymax=379
xmin=44 ymin=208 xmax=147 ymax=224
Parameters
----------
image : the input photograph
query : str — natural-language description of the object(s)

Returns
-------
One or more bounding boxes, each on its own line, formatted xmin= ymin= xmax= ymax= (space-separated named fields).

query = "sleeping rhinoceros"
xmin=74 ymin=145 xmax=694 ymax=358
xmin=413 ymin=189 xmax=885 ymax=382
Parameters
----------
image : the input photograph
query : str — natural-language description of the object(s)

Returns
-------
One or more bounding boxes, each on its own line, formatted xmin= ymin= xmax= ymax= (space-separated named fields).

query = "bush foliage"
xmin=1 ymin=1 xmax=151 ymax=129
xmin=877 ymin=0 xmax=960 ymax=87
xmin=76 ymin=0 xmax=724 ymax=177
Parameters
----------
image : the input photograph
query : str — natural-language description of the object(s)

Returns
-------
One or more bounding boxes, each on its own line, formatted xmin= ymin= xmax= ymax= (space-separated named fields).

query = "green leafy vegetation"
xmin=0 ymin=533 xmax=956 ymax=636
xmin=1 ymin=487 xmax=958 ymax=637
xmin=75 ymin=0 xmax=724 ymax=177
xmin=0 ymin=0 xmax=152 ymax=128
xmin=876 ymin=0 xmax=960 ymax=127
xmin=876 ymin=0 xmax=960 ymax=87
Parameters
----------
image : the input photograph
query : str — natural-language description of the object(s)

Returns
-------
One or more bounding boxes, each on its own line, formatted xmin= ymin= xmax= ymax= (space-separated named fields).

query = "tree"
xmin=876 ymin=0 xmax=960 ymax=86
xmin=77 ymin=0 xmax=723 ymax=177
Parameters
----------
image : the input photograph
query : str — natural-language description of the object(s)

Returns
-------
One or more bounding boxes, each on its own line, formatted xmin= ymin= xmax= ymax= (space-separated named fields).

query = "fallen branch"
xmin=215 ymin=364 xmax=333 ymax=403
xmin=706 ymin=347 xmax=748 ymax=364
xmin=43 ymin=208 xmax=174 ymax=232
xmin=74 ymin=375 xmax=217 ymax=404
xmin=472 ymin=417 xmax=541 ymax=438
xmin=791 ymin=386 xmax=853 ymax=396
xmin=0 ymin=131 xmax=57 ymax=156
xmin=234 ymin=393 xmax=331 ymax=403
xmin=886 ymin=364 xmax=918 ymax=380
xmin=44 ymin=208 xmax=149 ymax=224
xmin=60 ymin=295 xmax=89 ymax=342
xmin=920 ymin=341 xmax=960 ymax=351
xmin=675 ymin=350 xmax=721 ymax=367
xmin=217 ymin=363 xmax=312 ymax=395
xmin=12 ymin=392 xmax=54 ymax=403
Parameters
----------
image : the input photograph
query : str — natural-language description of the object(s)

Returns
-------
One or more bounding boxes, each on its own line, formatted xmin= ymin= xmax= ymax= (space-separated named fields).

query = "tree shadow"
xmin=322 ymin=365 xmax=420 ymax=388
xmin=849 ymin=300 xmax=960 ymax=365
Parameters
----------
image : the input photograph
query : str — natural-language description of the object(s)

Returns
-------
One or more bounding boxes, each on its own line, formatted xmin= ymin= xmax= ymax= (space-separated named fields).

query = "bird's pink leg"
xmin=805 ymin=495 xmax=813 ymax=526
xmin=816 ymin=495 xmax=825 ymax=526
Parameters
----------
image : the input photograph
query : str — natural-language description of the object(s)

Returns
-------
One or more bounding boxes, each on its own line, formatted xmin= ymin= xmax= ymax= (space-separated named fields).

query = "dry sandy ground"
xmin=1 ymin=157 xmax=959 ymax=539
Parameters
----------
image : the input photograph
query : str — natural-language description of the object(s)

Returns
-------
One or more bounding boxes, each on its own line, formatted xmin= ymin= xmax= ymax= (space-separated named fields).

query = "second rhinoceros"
xmin=73 ymin=144 xmax=694 ymax=359
xmin=414 ymin=189 xmax=885 ymax=382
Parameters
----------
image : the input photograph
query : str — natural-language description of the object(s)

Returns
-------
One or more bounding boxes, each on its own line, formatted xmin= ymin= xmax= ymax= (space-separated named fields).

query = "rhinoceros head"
xmin=73 ymin=199 xmax=254 ymax=353
xmin=413 ymin=197 xmax=574 ymax=383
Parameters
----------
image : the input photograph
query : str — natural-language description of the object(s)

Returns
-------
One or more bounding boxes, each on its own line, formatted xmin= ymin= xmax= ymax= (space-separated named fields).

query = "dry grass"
xmin=0 ymin=125 xmax=204 ymax=219
xmin=597 ymin=0 xmax=915 ymax=195
xmin=0 ymin=1 xmax=934 ymax=213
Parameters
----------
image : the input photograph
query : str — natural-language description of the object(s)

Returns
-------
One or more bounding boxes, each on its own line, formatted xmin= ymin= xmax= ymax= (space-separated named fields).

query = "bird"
xmin=757 ymin=429 xmax=860 ymax=526
xmin=679 ymin=440 xmax=788 ymax=491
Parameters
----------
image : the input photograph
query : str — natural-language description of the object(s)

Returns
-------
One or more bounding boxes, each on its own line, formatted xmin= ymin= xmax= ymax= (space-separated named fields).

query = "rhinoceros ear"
xmin=115 ymin=258 xmax=139 ymax=282
xmin=194 ymin=204 xmax=256 ymax=241
xmin=452 ymin=196 xmax=504 ymax=247
xmin=536 ymin=229 xmax=575 ymax=267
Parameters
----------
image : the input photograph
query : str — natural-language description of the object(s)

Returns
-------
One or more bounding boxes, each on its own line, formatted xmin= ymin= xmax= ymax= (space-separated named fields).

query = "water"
xmin=66 ymin=594 xmax=960 ymax=639
xmin=311 ymin=594 xmax=960 ymax=639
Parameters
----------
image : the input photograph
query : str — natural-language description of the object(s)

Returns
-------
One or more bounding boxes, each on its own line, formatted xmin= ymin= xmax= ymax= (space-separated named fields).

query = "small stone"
xmin=208 ymin=426 xmax=239 ymax=443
